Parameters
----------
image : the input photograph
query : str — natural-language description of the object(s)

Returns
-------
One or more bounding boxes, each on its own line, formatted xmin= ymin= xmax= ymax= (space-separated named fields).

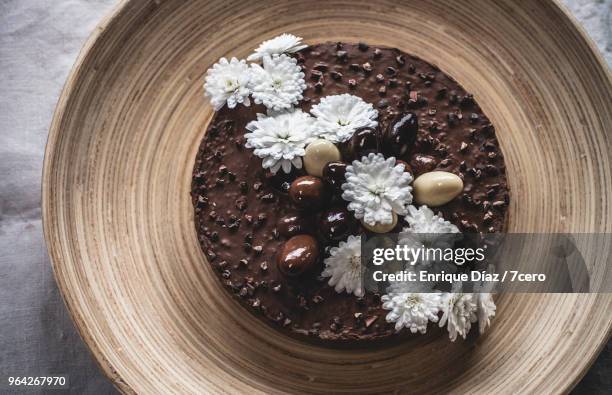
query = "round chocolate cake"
xmin=192 ymin=39 xmax=509 ymax=344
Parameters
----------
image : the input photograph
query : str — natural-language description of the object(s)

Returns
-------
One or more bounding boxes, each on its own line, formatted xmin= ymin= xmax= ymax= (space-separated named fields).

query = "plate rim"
xmin=41 ymin=0 xmax=612 ymax=393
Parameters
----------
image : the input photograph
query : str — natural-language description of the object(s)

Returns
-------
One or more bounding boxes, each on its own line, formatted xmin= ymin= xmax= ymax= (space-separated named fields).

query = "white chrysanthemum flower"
xmin=473 ymin=278 xmax=496 ymax=334
xmin=249 ymin=54 xmax=306 ymax=111
xmin=247 ymin=33 xmax=308 ymax=61
xmin=475 ymin=292 xmax=496 ymax=334
xmin=341 ymin=153 xmax=413 ymax=226
xmin=203 ymin=57 xmax=251 ymax=111
xmin=244 ymin=110 xmax=315 ymax=174
xmin=322 ymin=235 xmax=363 ymax=297
xmin=398 ymin=205 xmax=461 ymax=265
xmin=404 ymin=205 xmax=460 ymax=234
xmin=310 ymin=94 xmax=378 ymax=143
xmin=439 ymin=291 xmax=478 ymax=341
xmin=382 ymin=290 xmax=442 ymax=333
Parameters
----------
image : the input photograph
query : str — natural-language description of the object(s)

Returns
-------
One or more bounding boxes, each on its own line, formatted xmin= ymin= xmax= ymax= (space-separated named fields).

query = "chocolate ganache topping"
xmin=192 ymin=41 xmax=509 ymax=344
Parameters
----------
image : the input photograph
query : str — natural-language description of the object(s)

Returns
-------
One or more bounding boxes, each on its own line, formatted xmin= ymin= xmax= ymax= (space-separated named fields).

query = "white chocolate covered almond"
xmin=303 ymin=139 xmax=341 ymax=177
xmin=413 ymin=171 xmax=463 ymax=207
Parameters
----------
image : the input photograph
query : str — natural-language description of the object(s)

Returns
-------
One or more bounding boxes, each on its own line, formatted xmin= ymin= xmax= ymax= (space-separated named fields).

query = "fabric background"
xmin=0 ymin=0 xmax=609 ymax=393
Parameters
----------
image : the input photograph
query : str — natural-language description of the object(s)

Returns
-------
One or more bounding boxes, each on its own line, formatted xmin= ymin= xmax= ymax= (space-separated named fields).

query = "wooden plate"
xmin=43 ymin=0 xmax=612 ymax=393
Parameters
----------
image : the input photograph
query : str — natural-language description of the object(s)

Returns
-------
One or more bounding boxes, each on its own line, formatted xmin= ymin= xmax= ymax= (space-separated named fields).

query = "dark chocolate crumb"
xmin=210 ymin=231 xmax=219 ymax=242
xmin=460 ymin=94 xmax=475 ymax=108
xmin=492 ymin=200 xmax=506 ymax=210
xmin=436 ymin=87 xmax=447 ymax=99
xmin=310 ymin=70 xmax=323 ymax=80
xmin=365 ymin=315 xmax=378 ymax=328
xmin=330 ymin=71 xmax=342 ymax=81
xmin=260 ymin=193 xmax=275 ymax=202
xmin=313 ymin=62 xmax=328 ymax=72
xmin=336 ymin=50 xmax=348 ymax=62
xmin=298 ymin=295 xmax=308 ymax=310
xmin=196 ymin=196 xmax=208 ymax=208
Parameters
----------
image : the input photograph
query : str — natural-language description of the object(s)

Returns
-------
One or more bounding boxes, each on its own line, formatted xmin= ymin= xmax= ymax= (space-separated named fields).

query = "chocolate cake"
xmin=192 ymin=38 xmax=509 ymax=344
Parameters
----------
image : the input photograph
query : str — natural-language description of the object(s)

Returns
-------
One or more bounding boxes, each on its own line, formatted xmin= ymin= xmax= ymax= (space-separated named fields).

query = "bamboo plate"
xmin=43 ymin=0 xmax=611 ymax=393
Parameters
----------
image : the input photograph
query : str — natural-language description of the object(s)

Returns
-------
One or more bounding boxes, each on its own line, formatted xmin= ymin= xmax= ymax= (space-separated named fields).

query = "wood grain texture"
xmin=42 ymin=0 xmax=612 ymax=393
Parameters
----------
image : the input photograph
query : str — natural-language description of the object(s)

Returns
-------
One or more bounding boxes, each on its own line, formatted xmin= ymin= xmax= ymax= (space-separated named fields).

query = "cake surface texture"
xmin=192 ymin=41 xmax=509 ymax=343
